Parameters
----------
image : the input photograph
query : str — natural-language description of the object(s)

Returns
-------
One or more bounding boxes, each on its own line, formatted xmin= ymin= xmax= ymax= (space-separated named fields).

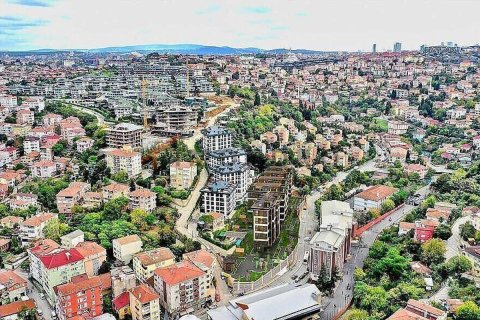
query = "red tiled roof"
xmin=355 ymin=185 xmax=397 ymax=202
xmin=56 ymin=276 xmax=102 ymax=296
xmin=0 ymin=299 xmax=36 ymax=317
xmin=154 ymin=261 xmax=205 ymax=286
xmin=130 ymin=284 xmax=159 ymax=304
xmin=113 ymin=292 xmax=130 ymax=310
xmin=40 ymin=248 xmax=84 ymax=269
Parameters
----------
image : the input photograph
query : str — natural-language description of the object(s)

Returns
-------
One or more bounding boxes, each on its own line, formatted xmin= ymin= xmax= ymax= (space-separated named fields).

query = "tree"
xmin=103 ymin=196 xmax=129 ymax=220
xmin=43 ymin=218 xmax=70 ymax=242
xmin=460 ymin=222 xmax=476 ymax=241
xmin=370 ymin=248 xmax=410 ymax=280
xmin=421 ymin=238 xmax=446 ymax=266
xmin=456 ymin=301 xmax=480 ymax=320
xmin=446 ymin=255 xmax=472 ymax=276
xmin=433 ymin=224 xmax=452 ymax=240
xmin=381 ymin=198 xmax=396 ymax=213
xmin=130 ymin=209 xmax=148 ymax=230
xmin=52 ymin=141 xmax=67 ymax=157
xmin=254 ymin=91 xmax=261 ymax=106
xmin=346 ymin=309 xmax=369 ymax=320
xmin=111 ymin=171 xmax=129 ymax=184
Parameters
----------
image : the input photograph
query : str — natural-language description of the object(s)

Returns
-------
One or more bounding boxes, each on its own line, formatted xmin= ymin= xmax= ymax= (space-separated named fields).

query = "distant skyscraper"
xmin=372 ymin=44 xmax=377 ymax=53
xmin=393 ymin=42 xmax=402 ymax=52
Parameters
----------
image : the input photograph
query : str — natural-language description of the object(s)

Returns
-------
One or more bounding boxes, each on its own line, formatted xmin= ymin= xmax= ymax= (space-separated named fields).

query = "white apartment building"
xmin=200 ymin=181 xmax=237 ymax=217
xmin=31 ymin=160 xmax=57 ymax=178
xmin=353 ymin=185 xmax=397 ymax=211
xmin=206 ymin=148 xmax=247 ymax=169
xmin=387 ymin=120 xmax=409 ymax=135
xmin=154 ymin=261 xmax=208 ymax=315
xmin=129 ymin=188 xmax=156 ymax=212
xmin=23 ymin=136 xmax=40 ymax=154
xmin=20 ymin=213 xmax=57 ymax=246
xmin=106 ymin=147 xmax=142 ymax=177
xmin=211 ymin=163 xmax=254 ymax=202
xmin=113 ymin=234 xmax=143 ymax=264
xmin=201 ymin=126 xmax=233 ymax=155
xmin=133 ymin=247 xmax=176 ymax=282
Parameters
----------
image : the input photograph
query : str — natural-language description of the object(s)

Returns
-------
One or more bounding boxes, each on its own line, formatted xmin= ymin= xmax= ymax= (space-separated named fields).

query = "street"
xmin=15 ymin=269 xmax=53 ymax=320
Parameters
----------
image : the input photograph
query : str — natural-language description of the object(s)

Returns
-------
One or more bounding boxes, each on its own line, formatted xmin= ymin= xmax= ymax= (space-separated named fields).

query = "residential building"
xmin=207 ymin=284 xmax=322 ymax=320
xmin=211 ymin=162 xmax=254 ymax=202
xmin=169 ymin=161 xmax=197 ymax=189
xmin=0 ymin=299 xmax=36 ymax=320
xmin=200 ymin=181 xmax=237 ymax=218
xmin=0 ymin=270 xmax=27 ymax=303
xmin=39 ymin=248 xmax=86 ymax=303
xmin=182 ymin=249 xmax=216 ymax=287
xmin=129 ymin=284 xmax=161 ymax=320
xmin=113 ymin=235 xmax=143 ymax=264
xmin=102 ymin=183 xmax=130 ymax=202
xmin=154 ymin=261 xmax=208 ymax=315
xmin=206 ymin=148 xmax=247 ymax=169
xmin=76 ymin=137 xmax=94 ymax=153
xmin=106 ymin=123 xmax=143 ymax=150
xmin=23 ymin=136 xmax=41 ymax=155
xmin=56 ymin=275 xmax=103 ymax=320
xmin=388 ymin=120 xmax=409 ymax=135
xmin=129 ymin=188 xmax=156 ymax=212
xmin=309 ymin=200 xmax=355 ymax=278
xmin=19 ymin=212 xmax=57 ymax=246
xmin=31 ymin=160 xmax=57 ymax=178
xmin=27 ymin=239 xmax=61 ymax=284
xmin=387 ymin=299 xmax=446 ymax=320
xmin=60 ymin=230 xmax=84 ymax=249
xmin=201 ymin=126 xmax=233 ymax=155
xmin=111 ymin=266 xmax=137 ymax=298
xmin=16 ymin=109 xmax=34 ymax=125
xmin=133 ymin=247 xmax=175 ymax=282
xmin=106 ymin=147 xmax=142 ymax=177
xmin=353 ymin=185 xmax=397 ymax=211
xmin=56 ymin=182 xmax=90 ymax=215
xmin=75 ymin=241 xmax=107 ymax=277
xmin=252 ymin=192 xmax=281 ymax=248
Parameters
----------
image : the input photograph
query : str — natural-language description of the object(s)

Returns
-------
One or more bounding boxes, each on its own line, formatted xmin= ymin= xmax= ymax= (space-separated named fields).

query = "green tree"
xmin=434 ymin=224 xmax=452 ymax=240
xmin=446 ymin=255 xmax=472 ymax=276
xmin=460 ymin=222 xmax=476 ymax=241
xmin=381 ymin=198 xmax=396 ymax=213
xmin=111 ymin=171 xmax=129 ymax=183
xmin=254 ymin=91 xmax=261 ymax=106
xmin=130 ymin=209 xmax=148 ymax=230
xmin=346 ymin=309 xmax=369 ymax=320
xmin=456 ymin=301 xmax=480 ymax=320
xmin=103 ymin=196 xmax=129 ymax=220
xmin=43 ymin=218 xmax=70 ymax=242
xmin=421 ymin=238 xmax=446 ymax=266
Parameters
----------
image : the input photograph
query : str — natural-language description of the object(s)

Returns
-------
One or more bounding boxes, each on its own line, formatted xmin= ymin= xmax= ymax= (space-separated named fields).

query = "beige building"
xmin=113 ymin=234 xmax=143 ymax=264
xmin=129 ymin=188 xmax=157 ymax=212
xmin=106 ymin=147 xmax=142 ymax=177
xmin=169 ymin=161 xmax=197 ymax=189
xmin=130 ymin=284 xmax=161 ymax=320
xmin=102 ymin=183 xmax=130 ymax=202
xmin=56 ymin=182 xmax=90 ymax=215
xmin=133 ymin=247 xmax=175 ymax=282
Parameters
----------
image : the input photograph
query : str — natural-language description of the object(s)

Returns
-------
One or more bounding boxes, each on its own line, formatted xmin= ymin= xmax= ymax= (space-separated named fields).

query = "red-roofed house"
xmin=113 ymin=291 xmax=131 ymax=320
xmin=153 ymin=261 xmax=208 ymax=315
xmin=129 ymin=284 xmax=161 ymax=320
xmin=353 ymin=185 xmax=397 ymax=211
xmin=0 ymin=270 xmax=27 ymax=302
xmin=0 ymin=299 xmax=36 ymax=320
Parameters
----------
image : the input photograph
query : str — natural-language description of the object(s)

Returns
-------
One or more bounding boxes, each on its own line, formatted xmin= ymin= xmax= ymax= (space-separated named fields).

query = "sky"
xmin=0 ymin=0 xmax=479 ymax=52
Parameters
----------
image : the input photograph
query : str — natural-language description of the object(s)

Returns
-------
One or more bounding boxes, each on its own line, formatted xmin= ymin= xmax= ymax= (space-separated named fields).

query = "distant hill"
xmin=1 ymin=44 xmax=327 ymax=55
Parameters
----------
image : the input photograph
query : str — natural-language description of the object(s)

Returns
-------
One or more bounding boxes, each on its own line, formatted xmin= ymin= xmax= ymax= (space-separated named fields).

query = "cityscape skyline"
xmin=1 ymin=0 xmax=480 ymax=52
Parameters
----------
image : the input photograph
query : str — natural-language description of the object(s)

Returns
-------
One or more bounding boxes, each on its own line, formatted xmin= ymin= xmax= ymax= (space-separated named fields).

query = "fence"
xmin=232 ymin=245 xmax=299 ymax=294
xmin=354 ymin=203 xmax=405 ymax=237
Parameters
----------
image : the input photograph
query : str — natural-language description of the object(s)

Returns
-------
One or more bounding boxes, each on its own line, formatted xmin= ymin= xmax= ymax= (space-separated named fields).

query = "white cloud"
xmin=0 ymin=0 xmax=479 ymax=51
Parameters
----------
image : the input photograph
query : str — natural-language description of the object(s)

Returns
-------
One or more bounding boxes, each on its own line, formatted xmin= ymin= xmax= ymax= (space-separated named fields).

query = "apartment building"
xmin=249 ymin=167 xmax=293 ymax=248
xmin=76 ymin=137 xmax=94 ymax=153
xmin=31 ymin=160 xmax=57 ymax=178
xmin=56 ymin=182 xmax=90 ymax=215
xmin=56 ymin=276 xmax=103 ymax=320
xmin=113 ymin=234 xmax=143 ymax=264
xmin=309 ymin=201 xmax=355 ymax=278
xmin=111 ymin=266 xmax=137 ymax=298
xmin=169 ymin=161 xmax=197 ymax=189
xmin=75 ymin=241 xmax=107 ymax=277
xmin=106 ymin=147 xmax=142 ymax=177
xmin=27 ymin=239 xmax=61 ymax=284
xmin=60 ymin=230 xmax=84 ymax=249
xmin=133 ymin=247 xmax=175 ymax=282
xmin=211 ymin=162 xmax=254 ymax=202
xmin=23 ymin=136 xmax=41 ymax=154
xmin=0 ymin=270 xmax=27 ymax=302
xmin=43 ymin=113 xmax=63 ymax=126
xmin=19 ymin=213 xmax=57 ymax=246
xmin=106 ymin=123 xmax=143 ymax=150
xmin=129 ymin=188 xmax=156 ymax=212
xmin=155 ymin=105 xmax=197 ymax=134
xmin=16 ymin=109 xmax=34 ymax=125
xmin=39 ymin=248 xmax=86 ymax=303
xmin=353 ymin=185 xmax=397 ymax=211
xmin=201 ymin=126 xmax=233 ymax=155
xmin=206 ymin=148 xmax=247 ymax=169
xmin=182 ymin=249 xmax=216 ymax=288
xmin=154 ymin=261 xmax=208 ymax=315
xmin=200 ymin=181 xmax=237 ymax=218
xmin=387 ymin=120 xmax=409 ymax=135
xmin=130 ymin=284 xmax=161 ymax=320
xmin=102 ymin=183 xmax=130 ymax=202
